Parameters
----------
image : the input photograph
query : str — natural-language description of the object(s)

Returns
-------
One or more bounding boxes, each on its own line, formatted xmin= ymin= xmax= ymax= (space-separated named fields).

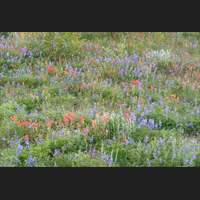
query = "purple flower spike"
xmin=133 ymin=53 xmax=139 ymax=64
xmin=20 ymin=47 xmax=28 ymax=54
xmin=16 ymin=144 xmax=23 ymax=156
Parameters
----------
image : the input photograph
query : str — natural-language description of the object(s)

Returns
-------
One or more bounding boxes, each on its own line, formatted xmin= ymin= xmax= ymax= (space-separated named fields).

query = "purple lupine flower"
xmin=101 ymin=153 xmax=113 ymax=167
xmin=16 ymin=144 xmax=23 ymax=156
xmin=133 ymin=67 xmax=142 ymax=78
xmin=25 ymin=140 xmax=30 ymax=150
xmin=164 ymin=107 xmax=169 ymax=115
xmin=130 ymin=112 xmax=137 ymax=122
xmin=89 ymin=148 xmax=97 ymax=158
xmin=20 ymin=47 xmax=28 ymax=54
xmin=53 ymin=149 xmax=61 ymax=157
xmin=133 ymin=53 xmax=139 ymax=64
xmin=191 ymin=154 xmax=197 ymax=160
xmin=138 ymin=81 xmax=143 ymax=89
xmin=107 ymin=158 xmax=113 ymax=167
xmin=157 ymin=137 xmax=165 ymax=146
xmin=148 ymin=119 xmax=156 ymax=129
xmin=139 ymin=118 xmax=148 ymax=127
xmin=59 ymin=128 xmax=65 ymax=136
xmin=104 ymin=57 xmax=113 ymax=63
xmin=143 ymin=106 xmax=150 ymax=116
xmin=26 ymin=156 xmax=36 ymax=167
xmin=184 ymin=158 xmax=192 ymax=166
xmin=119 ymin=67 xmax=127 ymax=77
xmin=187 ymin=123 xmax=193 ymax=129
xmin=137 ymin=115 xmax=144 ymax=123
xmin=88 ymin=107 xmax=97 ymax=118
xmin=190 ymin=154 xmax=197 ymax=165
xmin=20 ymin=48 xmax=33 ymax=57
xmin=137 ymin=118 xmax=157 ymax=129
xmin=137 ymin=103 xmax=142 ymax=113
xmin=0 ymin=43 xmax=5 ymax=49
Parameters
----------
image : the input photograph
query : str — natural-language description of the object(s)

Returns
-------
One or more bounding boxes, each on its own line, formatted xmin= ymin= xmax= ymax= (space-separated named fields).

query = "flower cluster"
xmin=63 ymin=112 xmax=77 ymax=124
xmin=47 ymin=65 xmax=57 ymax=74
xmin=10 ymin=115 xmax=40 ymax=129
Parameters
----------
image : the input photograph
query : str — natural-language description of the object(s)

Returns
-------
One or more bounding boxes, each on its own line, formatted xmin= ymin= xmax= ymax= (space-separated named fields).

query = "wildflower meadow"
xmin=0 ymin=32 xmax=200 ymax=167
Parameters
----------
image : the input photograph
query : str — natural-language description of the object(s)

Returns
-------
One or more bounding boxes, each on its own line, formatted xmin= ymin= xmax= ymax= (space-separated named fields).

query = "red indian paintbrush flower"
xmin=131 ymin=80 xmax=141 ymax=86
xmin=63 ymin=112 xmax=77 ymax=124
xmin=46 ymin=119 xmax=54 ymax=128
xmin=101 ymin=112 xmax=110 ymax=125
xmin=16 ymin=120 xmax=39 ymax=129
xmin=17 ymin=121 xmax=32 ymax=127
xmin=79 ymin=115 xmax=85 ymax=124
xmin=47 ymin=65 xmax=57 ymax=74
xmin=124 ymin=112 xmax=130 ymax=122
xmin=91 ymin=119 xmax=97 ymax=128
xmin=10 ymin=115 xmax=17 ymax=122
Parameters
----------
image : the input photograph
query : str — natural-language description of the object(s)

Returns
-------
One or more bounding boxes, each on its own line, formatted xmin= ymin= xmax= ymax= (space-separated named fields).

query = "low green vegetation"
xmin=0 ymin=32 xmax=200 ymax=167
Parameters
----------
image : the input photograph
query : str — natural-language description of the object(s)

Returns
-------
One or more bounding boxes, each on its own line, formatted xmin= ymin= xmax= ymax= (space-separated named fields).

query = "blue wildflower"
xmin=187 ymin=123 xmax=193 ymax=129
xmin=101 ymin=153 xmax=113 ymax=167
xmin=133 ymin=53 xmax=139 ymax=64
xmin=88 ymin=107 xmax=97 ymax=118
xmin=25 ymin=140 xmax=30 ymax=150
xmin=119 ymin=67 xmax=127 ymax=77
xmin=26 ymin=156 xmax=36 ymax=167
xmin=16 ymin=144 xmax=23 ymax=156
xmin=53 ymin=149 xmax=61 ymax=157
xmin=137 ymin=103 xmax=142 ymax=113
xmin=148 ymin=119 xmax=156 ymax=129
xmin=130 ymin=112 xmax=137 ymax=122
xmin=158 ymin=137 xmax=165 ymax=146
xmin=89 ymin=148 xmax=97 ymax=158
